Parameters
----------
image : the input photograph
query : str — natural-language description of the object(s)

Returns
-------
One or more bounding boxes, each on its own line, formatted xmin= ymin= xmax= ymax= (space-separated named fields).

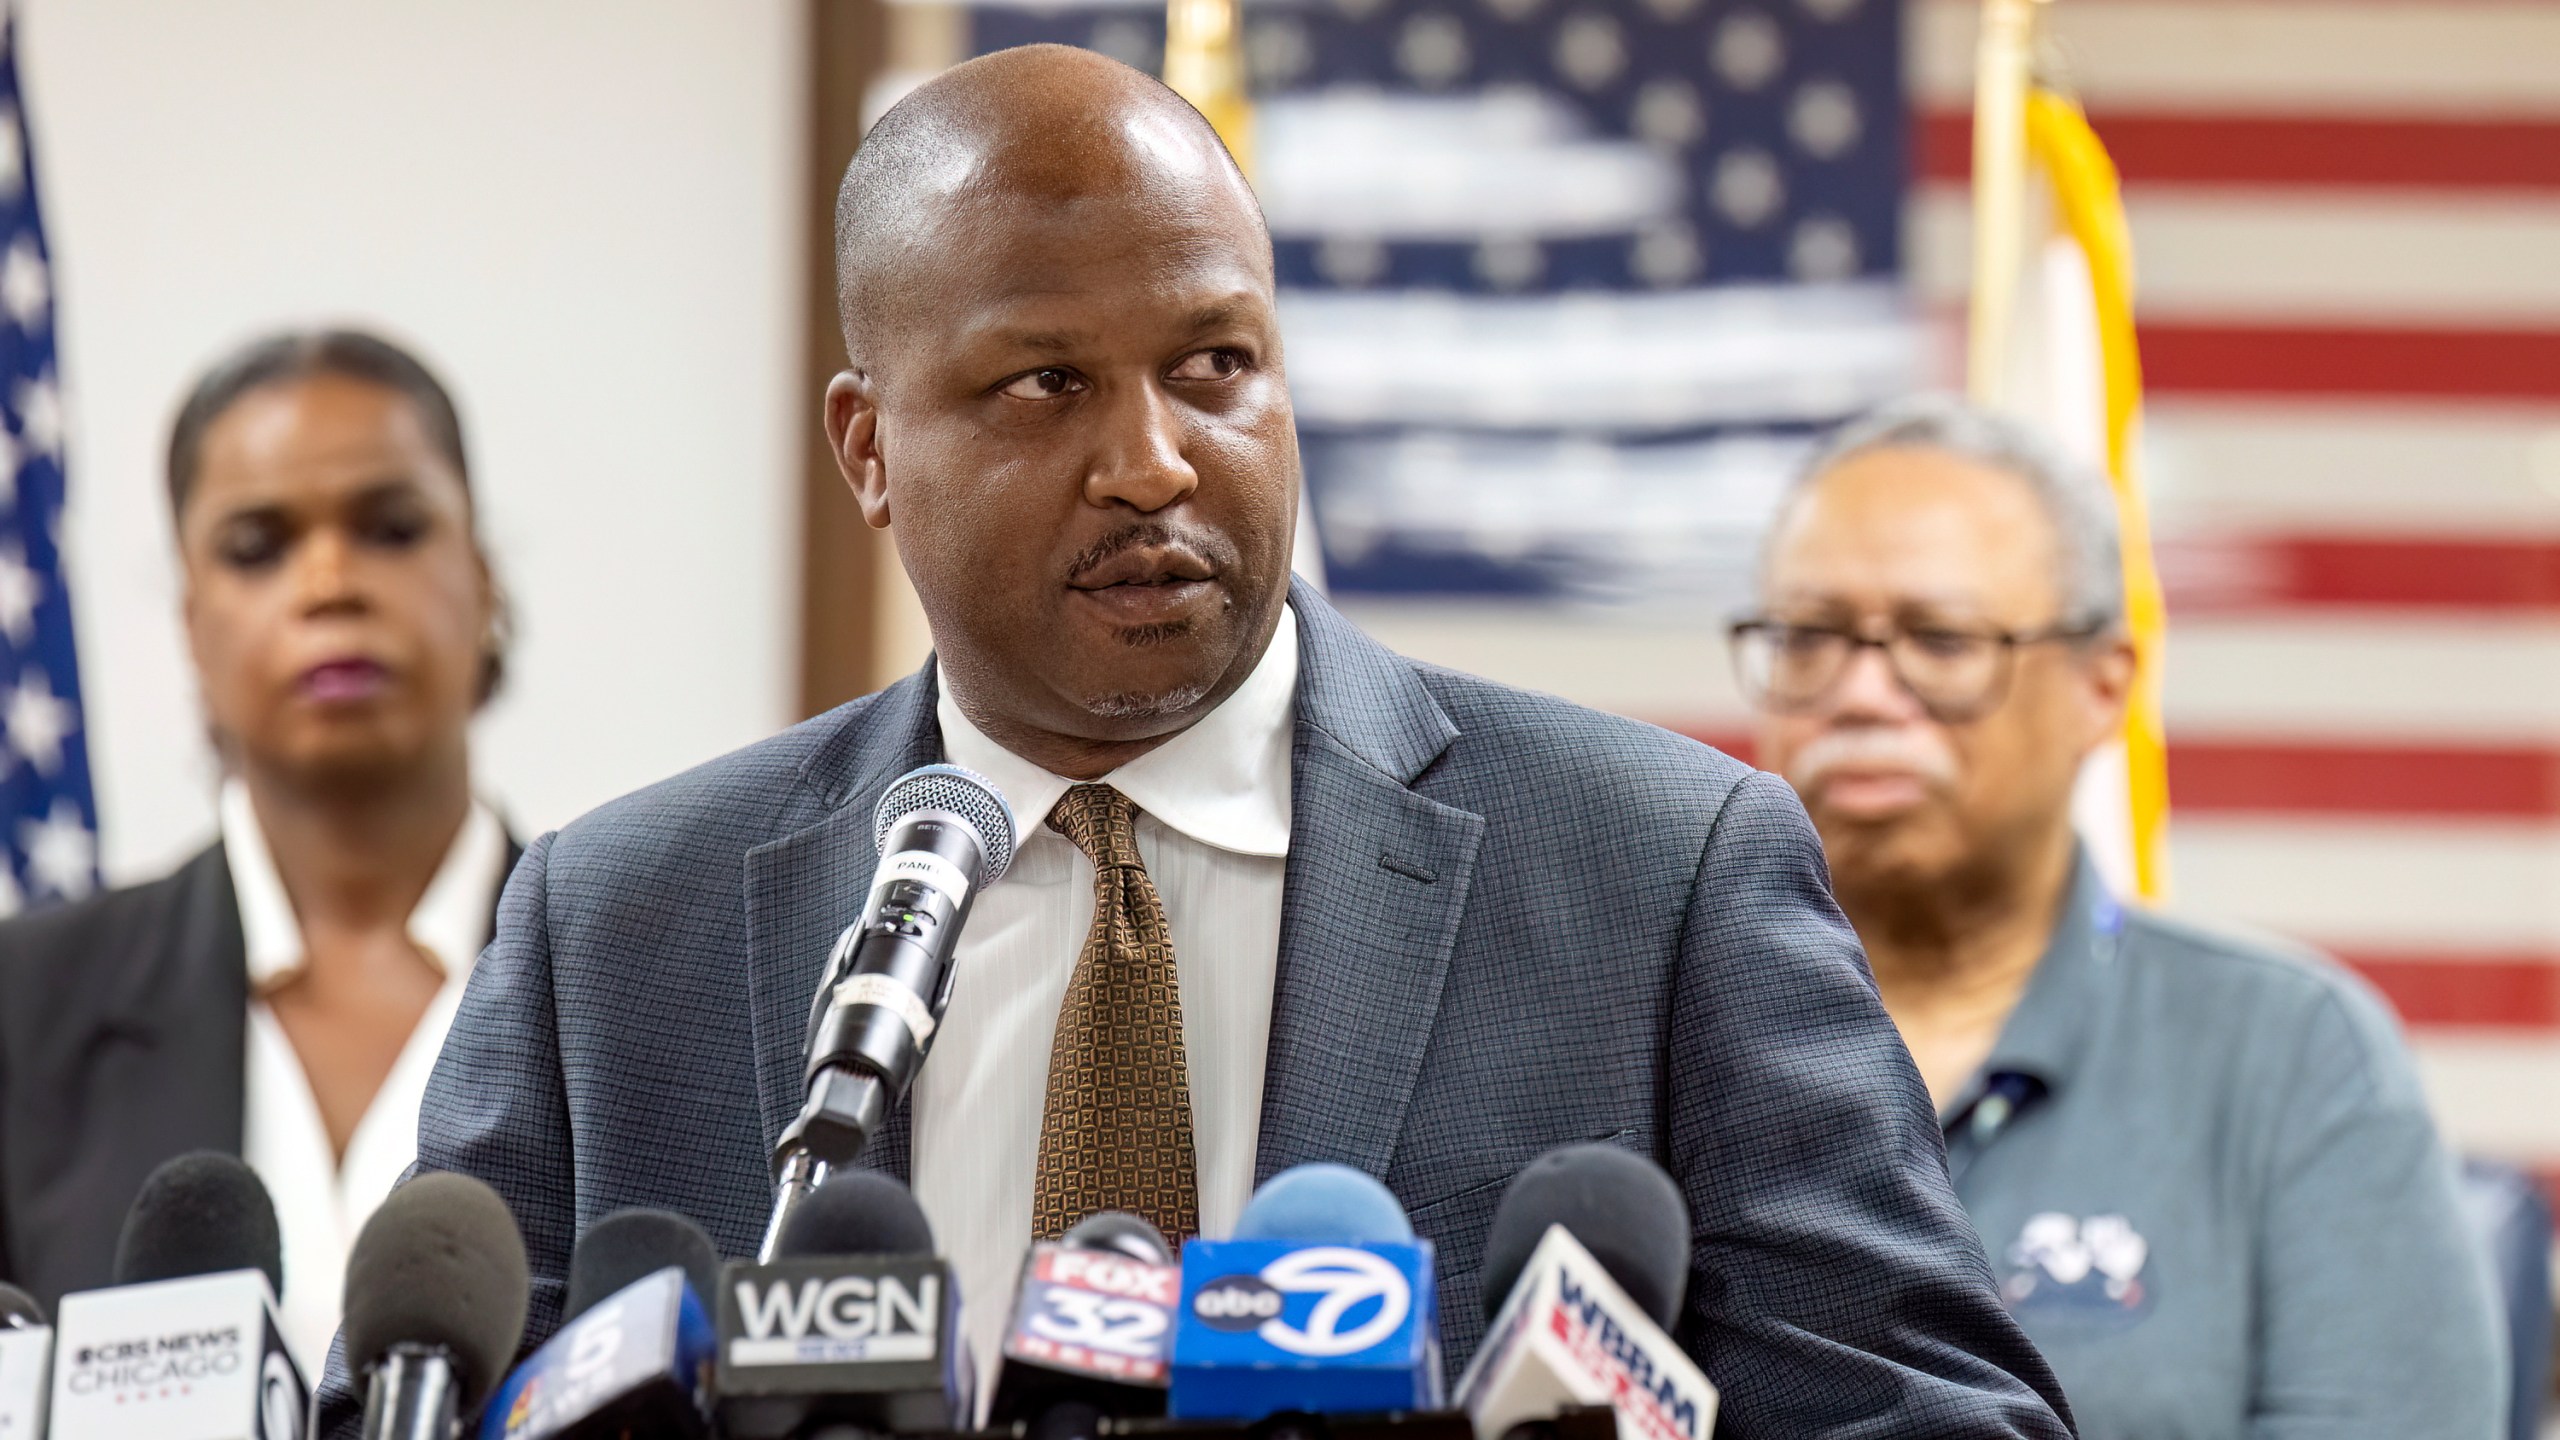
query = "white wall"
xmin=17 ymin=0 xmax=807 ymax=881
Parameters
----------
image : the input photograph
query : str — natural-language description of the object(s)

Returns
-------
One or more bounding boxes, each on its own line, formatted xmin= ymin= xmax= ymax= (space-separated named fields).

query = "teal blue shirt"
xmin=1942 ymin=858 xmax=2505 ymax=1439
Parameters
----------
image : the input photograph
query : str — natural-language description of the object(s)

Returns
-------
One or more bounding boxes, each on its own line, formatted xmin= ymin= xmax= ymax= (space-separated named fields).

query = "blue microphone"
xmin=479 ymin=1210 xmax=721 ymax=1440
xmin=1169 ymin=1164 xmax=1441 ymax=1421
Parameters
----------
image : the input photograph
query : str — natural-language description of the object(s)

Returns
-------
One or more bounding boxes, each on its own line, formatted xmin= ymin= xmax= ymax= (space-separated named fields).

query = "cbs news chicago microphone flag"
xmin=0 ymin=6 xmax=100 ymax=915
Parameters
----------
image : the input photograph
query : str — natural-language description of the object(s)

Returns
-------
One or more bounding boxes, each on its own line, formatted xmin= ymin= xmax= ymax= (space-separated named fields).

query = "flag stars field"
xmin=19 ymin=796 xmax=91 ymax=903
xmin=4 ymin=666 xmax=75 ymax=777
xmin=13 ymin=371 xmax=58 ymax=459
xmin=0 ymin=546 xmax=37 ymax=646
xmin=0 ymin=236 xmax=44 ymax=332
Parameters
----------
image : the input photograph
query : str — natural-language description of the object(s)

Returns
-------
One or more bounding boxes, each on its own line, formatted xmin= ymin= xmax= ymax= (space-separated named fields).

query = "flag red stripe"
xmin=1669 ymin=729 xmax=2560 ymax=819
xmin=2333 ymin=953 xmax=2560 ymax=1031
xmin=2170 ymin=741 xmax=2560 ymax=817
xmin=2162 ymin=535 xmax=2560 ymax=612
xmin=2138 ymin=324 xmax=2560 ymax=400
xmin=1916 ymin=109 xmax=2560 ymax=192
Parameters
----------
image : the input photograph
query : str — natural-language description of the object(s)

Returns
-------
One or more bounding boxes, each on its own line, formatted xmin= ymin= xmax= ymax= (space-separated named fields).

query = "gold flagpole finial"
xmin=1164 ymin=0 xmax=1253 ymax=177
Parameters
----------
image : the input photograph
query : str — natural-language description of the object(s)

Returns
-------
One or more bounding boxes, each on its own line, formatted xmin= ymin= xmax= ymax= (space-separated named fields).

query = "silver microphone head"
xmin=873 ymin=762 xmax=1019 ymax=883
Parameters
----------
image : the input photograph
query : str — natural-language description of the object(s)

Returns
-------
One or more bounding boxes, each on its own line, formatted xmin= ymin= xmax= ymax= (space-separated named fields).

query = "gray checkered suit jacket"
xmin=319 ymin=582 xmax=2069 ymax=1438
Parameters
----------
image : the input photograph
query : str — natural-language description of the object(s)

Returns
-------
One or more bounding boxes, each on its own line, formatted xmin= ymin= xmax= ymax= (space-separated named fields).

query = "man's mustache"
xmin=1063 ymin=522 xmax=1236 ymax=583
xmin=1783 ymin=726 xmax=1960 ymax=794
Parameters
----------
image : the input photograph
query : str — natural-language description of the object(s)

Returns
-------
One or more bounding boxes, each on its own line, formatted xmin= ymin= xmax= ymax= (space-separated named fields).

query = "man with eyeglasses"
xmin=1738 ymin=396 xmax=2502 ymax=1439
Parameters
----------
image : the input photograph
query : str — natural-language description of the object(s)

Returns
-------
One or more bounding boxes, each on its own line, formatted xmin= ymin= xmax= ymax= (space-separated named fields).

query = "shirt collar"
xmin=1966 ymin=847 xmax=2121 ymax=1104
xmin=935 ymin=604 xmax=1298 ymax=858
xmin=221 ymin=779 xmax=511 ymax=992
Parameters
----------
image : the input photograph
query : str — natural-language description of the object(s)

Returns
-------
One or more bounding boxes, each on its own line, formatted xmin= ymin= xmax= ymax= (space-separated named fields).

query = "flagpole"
xmin=1164 ymin=0 xmax=1252 ymax=175
xmin=1967 ymin=0 xmax=2046 ymax=403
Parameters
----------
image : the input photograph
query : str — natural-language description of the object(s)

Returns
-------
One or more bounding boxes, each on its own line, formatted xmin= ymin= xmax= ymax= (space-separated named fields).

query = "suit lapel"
xmin=149 ymin=844 xmax=251 ymax=1156
xmin=85 ymin=846 xmax=249 ymax=1162
xmin=1256 ymin=585 xmax=1484 ymax=1183
xmin=739 ymin=591 xmax=1485 ymax=1191
xmin=743 ymin=669 xmax=942 ymax=1182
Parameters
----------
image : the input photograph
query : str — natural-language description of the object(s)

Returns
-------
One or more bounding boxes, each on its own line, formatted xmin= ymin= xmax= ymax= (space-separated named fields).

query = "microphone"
xmin=343 ymin=1171 xmax=532 ymax=1440
xmin=714 ymin=1170 xmax=968 ymax=1440
xmin=478 ymin=1210 xmax=721 ymax=1440
xmin=987 ymin=1212 xmax=1180 ymax=1437
xmin=0 ymin=1284 xmax=51 ymax=1440
xmin=766 ymin=764 xmax=1017 ymax=1256
xmin=564 ymin=1211 xmax=722 ymax=1326
xmin=1169 ymin=1163 xmax=1440 ymax=1422
xmin=47 ymin=1152 xmax=306 ymax=1440
xmin=1453 ymin=1145 xmax=1719 ymax=1440
xmin=111 ymin=1152 xmax=285 ymax=1296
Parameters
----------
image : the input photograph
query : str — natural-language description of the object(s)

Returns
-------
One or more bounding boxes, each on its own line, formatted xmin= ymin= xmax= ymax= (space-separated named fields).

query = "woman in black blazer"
xmin=0 ymin=329 xmax=518 ymax=1371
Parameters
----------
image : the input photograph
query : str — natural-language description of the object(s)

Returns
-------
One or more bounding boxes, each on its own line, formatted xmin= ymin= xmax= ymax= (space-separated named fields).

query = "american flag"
xmin=954 ymin=0 xmax=2560 ymax=1193
xmin=971 ymin=0 xmax=1921 ymax=612
xmin=0 ymin=12 xmax=98 ymax=913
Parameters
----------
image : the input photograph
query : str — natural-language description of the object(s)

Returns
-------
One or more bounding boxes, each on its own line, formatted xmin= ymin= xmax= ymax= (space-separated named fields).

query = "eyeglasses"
xmin=1728 ymin=616 xmax=2107 ymax=724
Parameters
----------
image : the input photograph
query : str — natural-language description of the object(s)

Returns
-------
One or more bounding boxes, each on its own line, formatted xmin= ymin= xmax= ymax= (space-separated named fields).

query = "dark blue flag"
xmin=0 ymin=11 xmax=99 ymax=912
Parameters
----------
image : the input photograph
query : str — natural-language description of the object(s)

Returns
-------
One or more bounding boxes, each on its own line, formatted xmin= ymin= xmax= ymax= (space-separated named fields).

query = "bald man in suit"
xmin=322 ymin=45 xmax=2069 ymax=1439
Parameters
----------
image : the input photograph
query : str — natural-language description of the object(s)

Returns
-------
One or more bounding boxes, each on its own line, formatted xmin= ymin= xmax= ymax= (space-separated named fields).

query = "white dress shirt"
xmin=916 ymin=607 xmax=1297 ymax=1398
xmin=224 ymin=781 xmax=510 ymax=1379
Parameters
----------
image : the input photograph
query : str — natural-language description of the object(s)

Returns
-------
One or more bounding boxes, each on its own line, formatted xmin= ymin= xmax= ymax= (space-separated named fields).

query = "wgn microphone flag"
xmin=716 ymin=1171 xmax=969 ymax=1440
xmin=1170 ymin=1163 xmax=1440 ymax=1421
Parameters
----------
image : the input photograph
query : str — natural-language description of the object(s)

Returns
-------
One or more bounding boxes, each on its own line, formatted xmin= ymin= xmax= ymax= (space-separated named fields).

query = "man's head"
xmin=823 ymin=45 xmax=1298 ymax=774
xmin=1745 ymin=397 xmax=2135 ymax=915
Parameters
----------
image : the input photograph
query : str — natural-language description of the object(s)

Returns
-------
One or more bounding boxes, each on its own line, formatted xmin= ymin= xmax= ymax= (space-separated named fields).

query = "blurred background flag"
xmin=1961 ymin=0 xmax=2170 ymax=903
xmin=972 ymin=0 xmax=1919 ymax=616
xmin=1160 ymin=0 xmax=1337 ymax=588
xmin=0 ymin=6 xmax=99 ymax=913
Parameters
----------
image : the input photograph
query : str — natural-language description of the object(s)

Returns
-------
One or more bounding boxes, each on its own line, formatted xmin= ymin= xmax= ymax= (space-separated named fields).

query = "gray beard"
xmin=1081 ymin=684 xmax=1214 ymax=722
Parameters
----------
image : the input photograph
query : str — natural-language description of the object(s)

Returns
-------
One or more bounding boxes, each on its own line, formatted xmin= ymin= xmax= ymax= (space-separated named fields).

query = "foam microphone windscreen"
xmin=342 ymin=1171 xmax=531 ymax=1412
xmin=111 ymin=1151 xmax=284 ymax=1297
xmin=773 ymin=1170 xmax=936 ymax=1259
xmin=1481 ymin=1144 xmax=1690 ymax=1328
xmin=1231 ymin=1162 xmax=1415 ymax=1243
xmin=1061 ymin=1210 xmax=1173 ymax=1264
xmin=564 ymin=1208 xmax=722 ymax=1322
xmin=0 ymin=1282 xmax=42 ymax=1327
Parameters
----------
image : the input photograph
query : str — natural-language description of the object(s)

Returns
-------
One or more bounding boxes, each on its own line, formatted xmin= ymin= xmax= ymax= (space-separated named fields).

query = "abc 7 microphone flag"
xmin=1172 ymin=1238 xmax=1439 ymax=1419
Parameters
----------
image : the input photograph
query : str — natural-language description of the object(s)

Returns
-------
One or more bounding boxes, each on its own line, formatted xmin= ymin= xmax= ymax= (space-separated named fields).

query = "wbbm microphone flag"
xmin=0 ymin=7 xmax=97 ymax=913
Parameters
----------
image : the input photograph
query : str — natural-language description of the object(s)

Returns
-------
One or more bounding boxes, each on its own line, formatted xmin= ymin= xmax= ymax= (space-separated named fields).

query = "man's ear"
xmin=824 ymin=370 xmax=890 ymax=530
xmin=2080 ymin=630 xmax=2138 ymax=752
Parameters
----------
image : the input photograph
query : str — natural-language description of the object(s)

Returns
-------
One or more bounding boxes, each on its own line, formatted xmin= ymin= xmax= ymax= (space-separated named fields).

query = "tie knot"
xmin=1047 ymin=784 xmax=1145 ymax=870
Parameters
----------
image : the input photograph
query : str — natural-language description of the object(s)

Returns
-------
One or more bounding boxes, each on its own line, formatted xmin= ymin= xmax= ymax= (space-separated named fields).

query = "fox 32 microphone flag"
xmin=0 ymin=10 xmax=97 ymax=914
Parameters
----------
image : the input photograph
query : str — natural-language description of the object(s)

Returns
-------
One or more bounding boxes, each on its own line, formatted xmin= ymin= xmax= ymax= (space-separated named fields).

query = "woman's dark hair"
xmin=167 ymin=327 xmax=469 ymax=515
xmin=165 ymin=326 xmax=510 ymax=703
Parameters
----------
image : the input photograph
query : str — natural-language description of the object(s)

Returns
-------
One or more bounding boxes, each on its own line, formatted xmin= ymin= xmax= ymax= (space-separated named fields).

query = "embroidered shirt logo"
xmin=2000 ymin=1212 xmax=2152 ymax=1318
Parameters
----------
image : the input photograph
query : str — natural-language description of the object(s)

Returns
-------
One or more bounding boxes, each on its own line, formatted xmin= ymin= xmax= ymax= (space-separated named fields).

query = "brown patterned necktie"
xmin=1032 ymin=783 xmax=1202 ymax=1243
